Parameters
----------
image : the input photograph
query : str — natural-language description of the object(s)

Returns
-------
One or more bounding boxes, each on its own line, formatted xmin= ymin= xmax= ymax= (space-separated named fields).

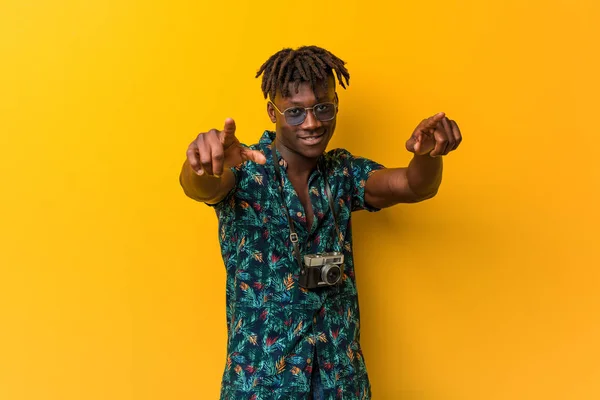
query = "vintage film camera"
xmin=299 ymin=252 xmax=344 ymax=289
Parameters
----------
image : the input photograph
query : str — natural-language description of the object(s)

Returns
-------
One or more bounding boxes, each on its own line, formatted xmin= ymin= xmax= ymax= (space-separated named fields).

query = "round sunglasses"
xmin=269 ymin=100 xmax=338 ymax=126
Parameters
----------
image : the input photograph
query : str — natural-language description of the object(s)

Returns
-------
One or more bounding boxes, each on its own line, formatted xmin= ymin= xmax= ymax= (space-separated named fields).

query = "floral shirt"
xmin=210 ymin=131 xmax=385 ymax=400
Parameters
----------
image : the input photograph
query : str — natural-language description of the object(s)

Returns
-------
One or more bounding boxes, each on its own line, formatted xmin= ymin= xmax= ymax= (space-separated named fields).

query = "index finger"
xmin=421 ymin=112 xmax=446 ymax=130
xmin=220 ymin=118 xmax=236 ymax=145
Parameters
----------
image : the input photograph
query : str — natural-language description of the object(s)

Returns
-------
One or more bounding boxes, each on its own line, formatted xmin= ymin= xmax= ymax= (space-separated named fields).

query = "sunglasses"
xmin=269 ymin=100 xmax=338 ymax=126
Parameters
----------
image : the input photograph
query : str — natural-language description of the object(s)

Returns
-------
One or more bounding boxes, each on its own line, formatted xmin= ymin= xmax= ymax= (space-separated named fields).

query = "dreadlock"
xmin=255 ymin=46 xmax=350 ymax=99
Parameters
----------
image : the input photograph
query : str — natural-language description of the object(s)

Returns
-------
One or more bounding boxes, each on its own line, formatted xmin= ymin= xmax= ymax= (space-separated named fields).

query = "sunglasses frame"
xmin=269 ymin=100 xmax=338 ymax=126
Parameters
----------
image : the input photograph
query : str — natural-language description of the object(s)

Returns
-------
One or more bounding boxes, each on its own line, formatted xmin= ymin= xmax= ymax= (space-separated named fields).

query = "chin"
xmin=298 ymin=140 xmax=329 ymax=159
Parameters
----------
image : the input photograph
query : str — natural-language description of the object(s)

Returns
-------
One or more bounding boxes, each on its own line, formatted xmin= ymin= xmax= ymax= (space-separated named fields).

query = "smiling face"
xmin=267 ymin=74 xmax=338 ymax=162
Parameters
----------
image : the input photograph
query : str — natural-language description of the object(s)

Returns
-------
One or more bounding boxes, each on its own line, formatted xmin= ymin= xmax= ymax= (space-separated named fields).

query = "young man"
xmin=180 ymin=46 xmax=462 ymax=400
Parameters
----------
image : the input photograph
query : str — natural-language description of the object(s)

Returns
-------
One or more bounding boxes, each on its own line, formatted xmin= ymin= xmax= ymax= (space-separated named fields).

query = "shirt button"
xmin=297 ymin=212 xmax=302 ymax=217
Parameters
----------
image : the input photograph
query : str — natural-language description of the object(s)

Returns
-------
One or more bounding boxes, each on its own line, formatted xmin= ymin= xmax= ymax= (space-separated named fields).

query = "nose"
xmin=301 ymin=108 xmax=322 ymax=130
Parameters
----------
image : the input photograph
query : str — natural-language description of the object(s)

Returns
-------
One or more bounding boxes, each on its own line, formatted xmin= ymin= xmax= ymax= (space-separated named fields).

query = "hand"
xmin=405 ymin=112 xmax=462 ymax=157
xmin=186 ymin=118 xmax=267 ymax=177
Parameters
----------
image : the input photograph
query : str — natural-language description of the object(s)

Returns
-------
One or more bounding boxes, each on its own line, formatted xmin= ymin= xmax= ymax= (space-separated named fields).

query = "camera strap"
xmin=270 ymin=141 xmax=342 ymax=276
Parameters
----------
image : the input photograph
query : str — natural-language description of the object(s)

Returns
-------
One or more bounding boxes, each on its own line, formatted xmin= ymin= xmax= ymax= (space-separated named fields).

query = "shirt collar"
xmin=260 ymin=130 xmax=325 ymax=174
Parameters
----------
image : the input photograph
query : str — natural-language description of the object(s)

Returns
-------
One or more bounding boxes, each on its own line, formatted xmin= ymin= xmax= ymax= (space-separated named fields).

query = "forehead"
xmin=276 ymin=76 xmax=336 ymax=105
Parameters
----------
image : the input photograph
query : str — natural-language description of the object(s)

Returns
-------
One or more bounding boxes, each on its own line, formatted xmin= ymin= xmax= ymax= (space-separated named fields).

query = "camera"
xmin=299 ymin=252 xmax=344 ymax=289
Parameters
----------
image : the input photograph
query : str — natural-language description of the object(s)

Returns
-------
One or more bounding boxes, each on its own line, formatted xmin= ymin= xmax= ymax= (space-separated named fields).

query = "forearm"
xmin=179 ymin=159 xmax=234 ymax=203
xmin=405 ymin=154 xmax=443 ymax=199
xmin=365 ymin=155 xmax=443 ymax=208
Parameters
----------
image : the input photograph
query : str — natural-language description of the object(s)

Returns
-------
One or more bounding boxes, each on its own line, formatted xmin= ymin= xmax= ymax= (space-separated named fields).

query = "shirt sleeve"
xmin=332 ymin=149 xmax=386 ymax=212
xmin=204 ymin=163 xmax=241 ymax=210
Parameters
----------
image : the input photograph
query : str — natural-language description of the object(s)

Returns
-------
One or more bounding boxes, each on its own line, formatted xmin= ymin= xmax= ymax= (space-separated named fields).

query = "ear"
xmin=266 ymin=102 xmax=277 ymax=123
xmin=335 ymin=92 xmax=339 ymax=109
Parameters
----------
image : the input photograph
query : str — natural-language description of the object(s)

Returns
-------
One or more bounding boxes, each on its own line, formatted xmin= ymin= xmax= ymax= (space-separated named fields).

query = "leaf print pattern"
xmin=208 ymin=131 xmax=385 ymax=399
xmin=284 ymin=274 xmax=294 ymax=291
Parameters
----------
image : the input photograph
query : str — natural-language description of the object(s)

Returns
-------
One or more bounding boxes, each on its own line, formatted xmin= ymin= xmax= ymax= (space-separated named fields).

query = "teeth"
xmin=300 ymin=134 xmax=323 ymax=144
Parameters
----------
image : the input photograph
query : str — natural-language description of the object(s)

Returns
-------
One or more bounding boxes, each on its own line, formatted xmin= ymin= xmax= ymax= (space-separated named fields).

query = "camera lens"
xmin=322 ymin=264 xmax=341 ymax=285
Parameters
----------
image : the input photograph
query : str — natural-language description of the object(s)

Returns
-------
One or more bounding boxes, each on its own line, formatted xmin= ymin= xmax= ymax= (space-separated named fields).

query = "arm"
xmin=365 ymin=112 xmax=462 ymax=209
xmin=365 ymin=155 xmax=442 ymax=208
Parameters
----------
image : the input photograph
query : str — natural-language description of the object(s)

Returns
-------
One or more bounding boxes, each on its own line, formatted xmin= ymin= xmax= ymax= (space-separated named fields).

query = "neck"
xmin=275 ymin=140 xmax=319 ymax=180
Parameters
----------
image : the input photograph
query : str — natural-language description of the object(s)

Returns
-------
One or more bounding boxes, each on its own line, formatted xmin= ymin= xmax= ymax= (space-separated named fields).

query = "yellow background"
xmin=1 ymin=0 xmax=599 ymax=399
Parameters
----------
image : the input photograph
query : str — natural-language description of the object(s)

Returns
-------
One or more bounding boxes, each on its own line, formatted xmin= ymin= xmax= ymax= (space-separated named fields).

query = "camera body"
xmin=299 ymin=252 xmax=345 ymax=289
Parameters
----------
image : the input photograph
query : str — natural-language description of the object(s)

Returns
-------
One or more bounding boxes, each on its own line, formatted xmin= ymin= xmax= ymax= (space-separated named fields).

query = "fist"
xmin=186 ymin=118 xmax=266 ymax=177
xmin=406 ymin=112 xmax=462 ymax=157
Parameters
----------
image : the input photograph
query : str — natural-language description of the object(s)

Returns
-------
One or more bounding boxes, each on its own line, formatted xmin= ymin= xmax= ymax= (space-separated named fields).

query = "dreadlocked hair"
xmin=255 ymin=46 xmax=350 ymax=99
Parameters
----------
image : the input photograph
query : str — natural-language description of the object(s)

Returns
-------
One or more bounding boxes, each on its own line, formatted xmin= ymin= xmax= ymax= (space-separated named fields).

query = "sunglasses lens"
xmin=284 ymin=108 xmax=306 ymax=126
xmin=314 ymin=103 xmax=336 ymax=121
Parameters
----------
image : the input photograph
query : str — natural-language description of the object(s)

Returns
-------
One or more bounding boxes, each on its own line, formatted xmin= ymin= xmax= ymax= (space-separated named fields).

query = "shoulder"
xmin=323 ymin=147 xmax=353 ymax=167
xmin=322 ymin=147 xmax=373 ymax=171
xmin=323 ymin=147 xmax=386 ymax=179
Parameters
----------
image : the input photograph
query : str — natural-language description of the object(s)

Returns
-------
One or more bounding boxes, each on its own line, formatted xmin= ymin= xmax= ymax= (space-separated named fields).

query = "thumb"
xmin=240 ymin=148 xmax=267 ymax=165
xmin=406 ymin=135 xmax=417 ymax=152
xmin=413 ymin=138 xmax=421 ymax=154
xmin=406 ymin=131 xmax=423 ymax=152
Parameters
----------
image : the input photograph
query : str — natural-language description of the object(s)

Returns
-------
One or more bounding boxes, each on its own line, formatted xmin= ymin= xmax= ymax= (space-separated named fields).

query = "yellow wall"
xmin=1 ymin=1 xmax=599 ymax=399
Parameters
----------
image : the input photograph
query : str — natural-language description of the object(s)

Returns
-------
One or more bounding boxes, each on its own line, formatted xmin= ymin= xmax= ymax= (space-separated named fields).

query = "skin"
xmin=179 ymin=74 xmax=462 ymax=227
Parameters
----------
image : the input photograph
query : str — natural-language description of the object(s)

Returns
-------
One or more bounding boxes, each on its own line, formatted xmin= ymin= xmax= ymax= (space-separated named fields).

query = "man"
xmin=180 ymin=46 xmax=462 ymax=400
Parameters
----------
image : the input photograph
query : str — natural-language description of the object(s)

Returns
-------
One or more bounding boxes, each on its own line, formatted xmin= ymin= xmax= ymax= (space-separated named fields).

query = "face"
xmin=267 ymin=75 xmax=338 ymax=161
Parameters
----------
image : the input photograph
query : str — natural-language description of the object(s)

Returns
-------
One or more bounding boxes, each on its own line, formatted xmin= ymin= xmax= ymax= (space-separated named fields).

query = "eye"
xmin=315 ymin=103 xmax=333 ymax=112
xmin=285 ymin=108 xmax=303 ymax=117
